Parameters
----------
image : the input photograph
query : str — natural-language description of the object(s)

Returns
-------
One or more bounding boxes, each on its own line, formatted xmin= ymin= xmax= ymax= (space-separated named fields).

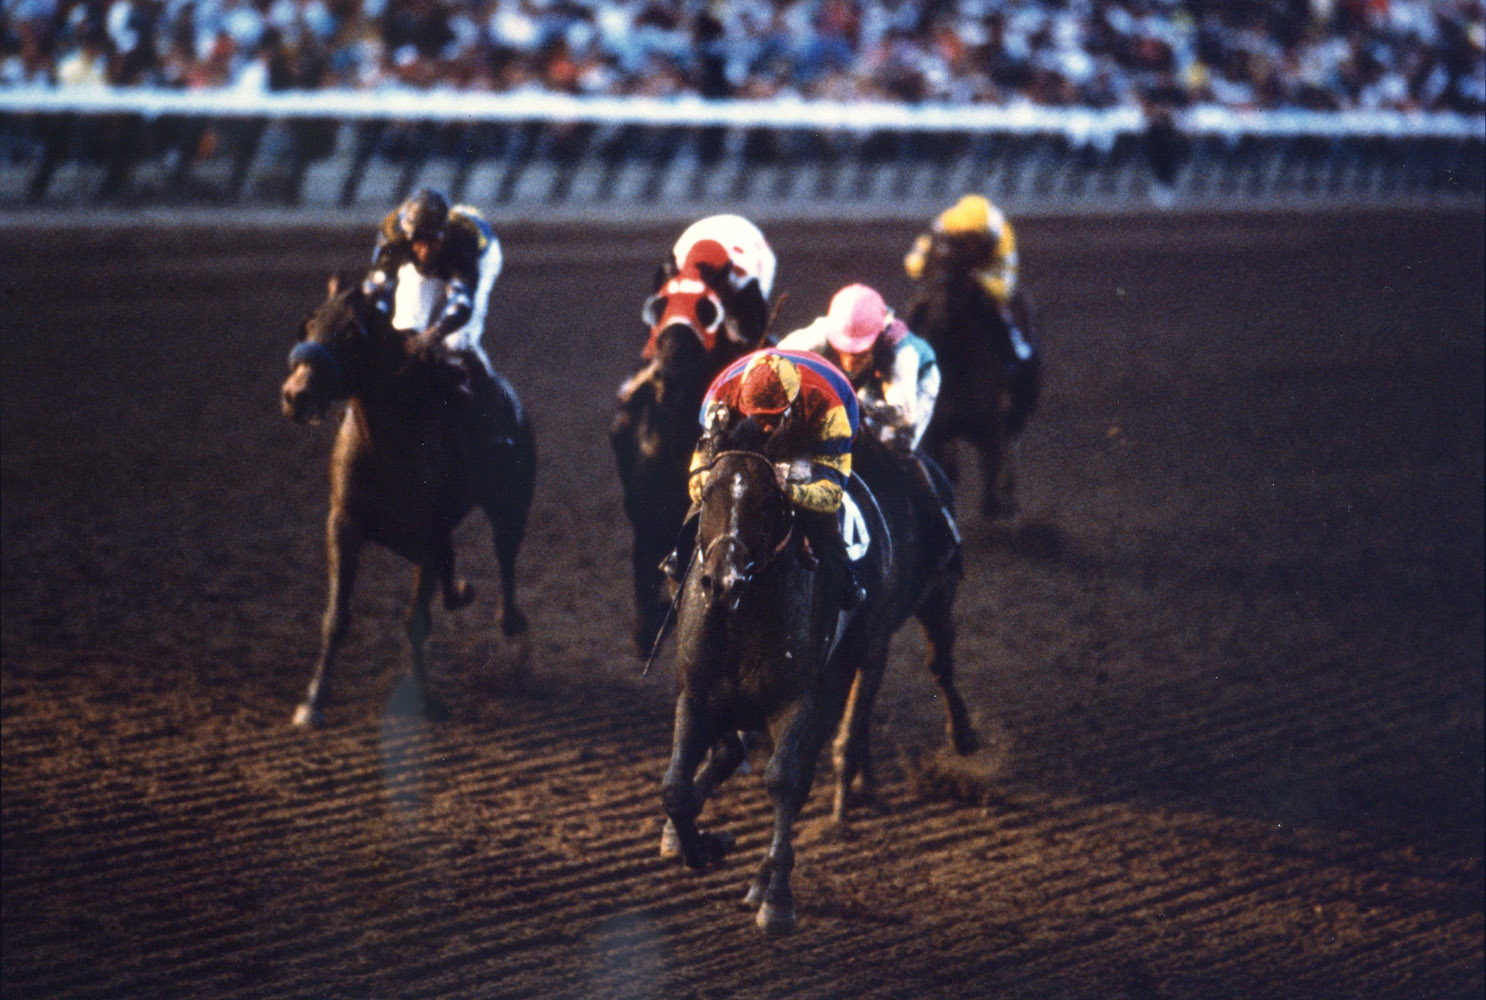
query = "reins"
xmin=698 ymin=450 xmax=795 ymax=580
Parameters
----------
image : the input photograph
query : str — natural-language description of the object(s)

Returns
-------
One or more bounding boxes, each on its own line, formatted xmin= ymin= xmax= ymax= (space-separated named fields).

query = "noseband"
xmin=288 ymin=340 xmax=343 ymax=388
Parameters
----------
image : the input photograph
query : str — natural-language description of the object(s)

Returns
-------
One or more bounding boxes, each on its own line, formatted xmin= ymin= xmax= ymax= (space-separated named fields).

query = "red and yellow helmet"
xmin=738 ymin=352 xmax=801 ymax=416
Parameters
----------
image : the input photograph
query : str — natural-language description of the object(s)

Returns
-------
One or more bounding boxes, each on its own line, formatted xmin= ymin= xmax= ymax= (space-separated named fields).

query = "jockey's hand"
xmin=774 ymin=465 xmax=793 ymax=495
xmin=408 ymin=328 xmax=444 ymax=361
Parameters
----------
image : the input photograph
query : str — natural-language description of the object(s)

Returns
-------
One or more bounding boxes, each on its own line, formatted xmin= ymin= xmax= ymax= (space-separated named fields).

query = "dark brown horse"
xmin=609 ymin=260 xmax=767 ymax=658
xmin=279 ymin=276 xmax=536 ymax=727
xmin=904 ymin=234 xmax=1041 ymax=519
xmin=660 ymin=435 xmax=977 ymax=934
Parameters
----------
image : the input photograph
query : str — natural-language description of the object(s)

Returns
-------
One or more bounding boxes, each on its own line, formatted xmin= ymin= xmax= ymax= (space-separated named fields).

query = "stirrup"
xmin=842 ymin=570 xmax=866 ymax=610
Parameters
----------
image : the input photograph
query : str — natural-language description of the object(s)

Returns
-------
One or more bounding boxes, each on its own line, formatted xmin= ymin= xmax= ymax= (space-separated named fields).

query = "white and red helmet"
xmin=672 ymin=214 xmax=776 ymax=299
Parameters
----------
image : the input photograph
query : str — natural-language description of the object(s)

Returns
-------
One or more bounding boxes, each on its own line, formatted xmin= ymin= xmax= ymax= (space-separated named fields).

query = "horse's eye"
xmin=695 ymin=295 xmax=722 ymax=333
xmin=642 ymin=295 xmax=667 ymax=328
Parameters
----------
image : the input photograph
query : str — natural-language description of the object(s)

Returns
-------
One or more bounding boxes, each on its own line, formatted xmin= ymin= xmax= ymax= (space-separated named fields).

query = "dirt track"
xmin=2 ymin=208 xmax=1482 ymax=1000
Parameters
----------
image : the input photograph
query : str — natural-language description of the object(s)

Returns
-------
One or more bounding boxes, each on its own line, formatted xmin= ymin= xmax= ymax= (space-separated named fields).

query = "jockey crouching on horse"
xmin=662 ymin=349 xmax=867 ymax=611
xmin=904 ymin=194 xmax=1040 ymax=432
xmin=362 ymin=188 xmax=503 ymax=395
xmin=778 ymin=284 xmax=963 ymax=571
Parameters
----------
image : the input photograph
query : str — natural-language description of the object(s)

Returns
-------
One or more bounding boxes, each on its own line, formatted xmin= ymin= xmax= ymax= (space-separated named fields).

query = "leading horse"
xmin=610 ymin=258 xmax=767 ymax=658
xmin=660 ymin=433 xmax=979 ymax=934
xmin=280 ymin=276 xmax=536 ymax=727
xmin=904 ymin=234 xmax=1041 ymax=519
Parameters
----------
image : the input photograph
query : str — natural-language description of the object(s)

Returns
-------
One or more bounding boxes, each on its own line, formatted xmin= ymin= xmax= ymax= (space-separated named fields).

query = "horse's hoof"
xmin=444 ymin=580 xmax=476 ymax=611
xmin=684 ymin=830 xmax=734 ymax=870
xmin=292 ymin=704 xmax=324 ymax=729
xmin=952 ymin=727 xmax=981 ymax=757
xmin=659 ymin=820 xmax=681 ymax=859
xmin=756 ymin=901 xmax=797 ymax=935
xmin=501 ymin=607 xmax=530 ymax=638
xmin=741 ymin=882 xmax=764 ymax=909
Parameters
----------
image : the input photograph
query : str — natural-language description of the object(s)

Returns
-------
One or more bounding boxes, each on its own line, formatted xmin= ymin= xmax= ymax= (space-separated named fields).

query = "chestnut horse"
xmin=280 ymin=276 xmax=536 ymax=727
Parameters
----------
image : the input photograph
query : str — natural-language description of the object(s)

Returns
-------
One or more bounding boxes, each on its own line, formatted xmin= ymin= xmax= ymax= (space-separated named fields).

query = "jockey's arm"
xmin=425 ymin=275 xmax=475 ymax=344
xmin=975 ymin=224 xmax=1020 ymax=306
xmin=784 ymin=405 xmax=854 ymax=513
xmin=363 ymin=224 xmax=402 ymax=313
xmin=903 ymin=233 xmax=932 ymax=280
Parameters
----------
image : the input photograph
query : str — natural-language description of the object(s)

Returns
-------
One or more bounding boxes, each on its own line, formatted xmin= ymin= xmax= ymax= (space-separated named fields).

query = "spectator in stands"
xmin=7 ymin=0 xmax=1485 ymax=116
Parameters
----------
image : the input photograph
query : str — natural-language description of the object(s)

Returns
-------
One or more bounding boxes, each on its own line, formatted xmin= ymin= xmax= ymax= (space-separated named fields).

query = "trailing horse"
xmin=609 ymin=262 xmax=766 ymax=658
xmin=279 ymin=275 xmax=536 ymax=727
xmin=660 ymin=435 xmax=978 ymax=934
xmin=904 ymin=234 xmax=1041 ymax=519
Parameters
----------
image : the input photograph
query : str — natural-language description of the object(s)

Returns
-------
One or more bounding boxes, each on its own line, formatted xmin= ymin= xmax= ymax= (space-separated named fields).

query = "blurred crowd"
xmin=4 ymin=0 xmax=1484 ymax=114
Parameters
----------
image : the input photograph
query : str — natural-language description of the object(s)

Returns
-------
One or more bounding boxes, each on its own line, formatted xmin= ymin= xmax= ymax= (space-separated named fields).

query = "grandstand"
xmin=1 ymin=0 xmax=1482 ymax=213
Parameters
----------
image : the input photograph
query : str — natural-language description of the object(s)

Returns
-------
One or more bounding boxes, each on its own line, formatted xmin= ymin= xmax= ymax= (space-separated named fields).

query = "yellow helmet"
xmin=936 ymin=194 xmax=993 ymax=236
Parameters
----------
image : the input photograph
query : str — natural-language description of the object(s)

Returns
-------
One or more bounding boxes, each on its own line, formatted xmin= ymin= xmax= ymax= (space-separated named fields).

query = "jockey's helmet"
xmin=936 ymin=194 xmax=996 ymax=238
xmin=824 ymin=284 xmax=889 ymax=355
xmin=398 ymin=188 xmax=451 ymax=242
xmin=738 ymin=352 xmax=801 ymax=417
xmin=681 ymin=238 xmax=733 ymax=277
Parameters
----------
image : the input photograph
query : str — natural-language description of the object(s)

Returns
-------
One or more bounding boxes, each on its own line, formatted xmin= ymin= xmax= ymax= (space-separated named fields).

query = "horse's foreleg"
xmin=749 ymin=700 xmax=832 ymax=934
xmin=404 ymin=564 xmax=449 ymax=721
xmin=439 ymin=539 xmax=475 ymax=611
xmin=919 ymin=585 xmax=979 ymax=756
xmin=631 ymin=538 xmax=670 ymax=660
xmin=978 ymin=426 xmax=1016 ymax=520
xmin=660 ymin=730 xmax=751 ymax=859
xmin=661 ymin=694 xmax=732 ymax=869
xmin=489 ymin=515 xmax=529 ymax=639
xmin=832 ymin=646 xmax=889 ymax=821
xmin=295 ymin=518 xmax=361 ymax=728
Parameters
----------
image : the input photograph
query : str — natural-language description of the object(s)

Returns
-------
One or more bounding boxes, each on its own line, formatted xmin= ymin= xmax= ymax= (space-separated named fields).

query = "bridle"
xmin=699 ymin=449 xmax=795 ymax=585
xmin=287 ymin=298 xmax=368 ymax=395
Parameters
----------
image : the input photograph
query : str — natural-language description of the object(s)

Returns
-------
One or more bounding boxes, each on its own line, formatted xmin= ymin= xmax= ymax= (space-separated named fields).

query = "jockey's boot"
xmin=999 ymin=312 xmax=1040 ymax=436
xmin=660 ymin=507 xmax=701 ymax=584
xmin=801 ymin=510 xmax=865 ymax=611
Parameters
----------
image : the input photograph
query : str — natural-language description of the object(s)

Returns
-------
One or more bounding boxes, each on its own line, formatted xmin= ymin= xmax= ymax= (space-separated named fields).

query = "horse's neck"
xmin=349 ymin=333 xmax=433 ymax=432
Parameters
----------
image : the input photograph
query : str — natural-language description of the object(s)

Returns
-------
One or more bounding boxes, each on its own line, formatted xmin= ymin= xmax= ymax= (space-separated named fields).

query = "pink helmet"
xmin=824 ymin=284 xmax=889 ymax=354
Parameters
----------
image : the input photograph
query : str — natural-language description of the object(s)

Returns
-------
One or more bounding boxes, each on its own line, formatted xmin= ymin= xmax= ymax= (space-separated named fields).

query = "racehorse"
xmin=279 ymin=275 xmax=536 ymax=727
xmin=610 ymin=259 xmax=766 ymax=658
xmin=904 ymin=234 xmax=1041 ymax=519
xmin=660 ymin=434 xmax=978 ymax=934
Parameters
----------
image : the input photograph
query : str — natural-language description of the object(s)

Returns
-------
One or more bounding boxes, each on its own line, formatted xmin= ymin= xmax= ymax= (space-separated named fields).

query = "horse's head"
xmin=281 ymin=274 xmax=375 ymax=424
xmin=641 ymin=241 xmax=753 ymax=373
xmin=695 ymin=449 xmax=794 ymax=607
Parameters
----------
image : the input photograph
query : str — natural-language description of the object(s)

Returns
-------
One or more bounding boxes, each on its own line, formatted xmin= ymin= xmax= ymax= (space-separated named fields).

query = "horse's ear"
xmin=327 ymin=274 xmax=341 ymax=296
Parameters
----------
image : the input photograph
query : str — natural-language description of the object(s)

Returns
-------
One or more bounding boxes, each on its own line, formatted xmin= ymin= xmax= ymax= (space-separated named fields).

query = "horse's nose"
xmin=281 ymin=367 xmax=313 ymax=422
xmin=699 ymin=568 xmax=740 ymax=605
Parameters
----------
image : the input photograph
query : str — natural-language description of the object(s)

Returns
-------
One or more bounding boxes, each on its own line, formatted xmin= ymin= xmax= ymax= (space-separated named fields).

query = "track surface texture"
xmin=3 ymin=209 xmax=1483 ymax=1000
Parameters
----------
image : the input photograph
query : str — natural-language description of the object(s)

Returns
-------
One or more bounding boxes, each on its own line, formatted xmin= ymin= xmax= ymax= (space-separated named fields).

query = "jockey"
xmin=664 ymin=213 xmax=776 ymax=347
xmin=778 ymin=284 xmax=962 ymax=565
xmin=363 ymin=188 xmax=503 ymax=377
xmin=904 ymin=193 xmax=1039 ymax=428
xmin=777 ymin=283 xmax=939 ymax=451
xmin=664 ymin=348 xmax=866 ymax=610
